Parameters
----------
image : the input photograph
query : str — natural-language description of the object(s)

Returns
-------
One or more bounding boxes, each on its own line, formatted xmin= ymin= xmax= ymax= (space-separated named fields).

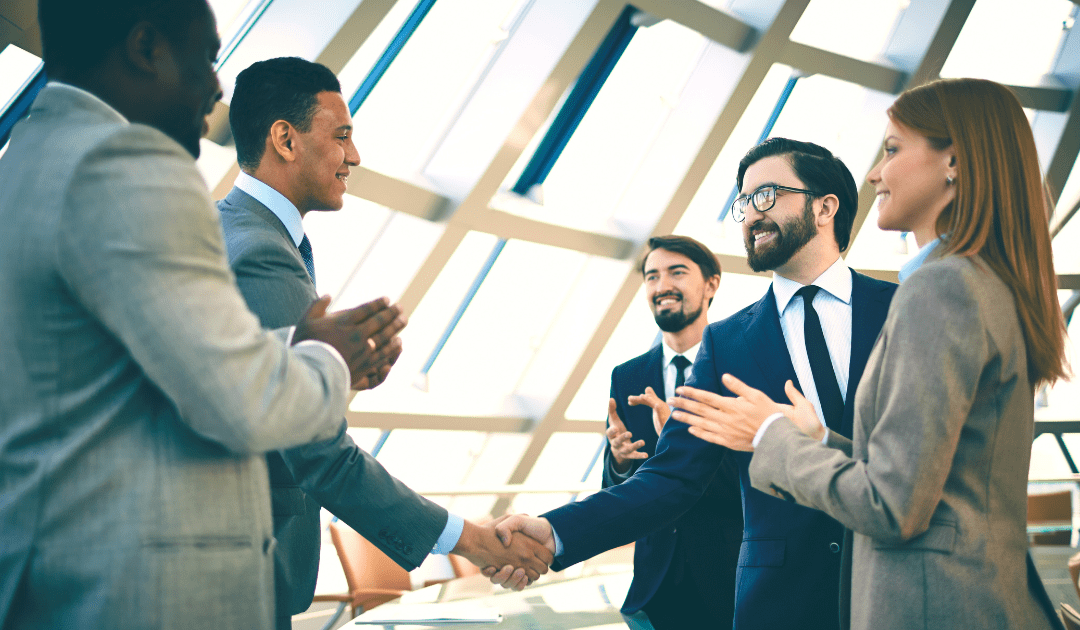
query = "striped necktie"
xmin=298 ymin=235 xmax=316 ymax=287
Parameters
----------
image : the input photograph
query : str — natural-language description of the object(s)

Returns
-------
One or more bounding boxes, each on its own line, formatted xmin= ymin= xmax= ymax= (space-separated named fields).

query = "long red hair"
xmin=888 ymin=78 xmax=1068 ymax=386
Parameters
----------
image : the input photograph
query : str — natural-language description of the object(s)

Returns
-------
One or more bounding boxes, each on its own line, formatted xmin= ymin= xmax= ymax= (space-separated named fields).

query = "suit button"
xmin=404 ymin=546 xmax=413 ymax=555
xmin=829 ymin=542 xmax=840 ymax=553
xmin=378 ymin=528 xmax=389 ymax=540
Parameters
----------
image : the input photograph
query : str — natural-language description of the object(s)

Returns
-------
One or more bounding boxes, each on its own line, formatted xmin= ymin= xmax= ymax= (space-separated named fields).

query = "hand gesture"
xmin=481 ymin=514 xmax=556 ymax=590
xmin=628 ymin=386 xmax=670 ymax=436
xmin=605 ymin=398 xmax=646 ymax=473
xmin=781 ymin=380 xmax=825 ymax=442
xmin=292 ymin=296 xmax=407 ymax=390
xmin=452 ymin=517 xmax=552 ymax=592
xmin=670 ymin=374 xmax=784 ymax=451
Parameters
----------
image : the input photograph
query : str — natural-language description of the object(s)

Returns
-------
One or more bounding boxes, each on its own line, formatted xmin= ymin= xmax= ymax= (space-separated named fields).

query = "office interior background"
xmin=3 ymin=0 xmax=1080 ymax=603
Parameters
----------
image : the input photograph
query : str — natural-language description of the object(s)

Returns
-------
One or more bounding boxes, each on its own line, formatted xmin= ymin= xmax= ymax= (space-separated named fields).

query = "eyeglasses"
xmin=730 ymin=185 xmax=822 ymax=222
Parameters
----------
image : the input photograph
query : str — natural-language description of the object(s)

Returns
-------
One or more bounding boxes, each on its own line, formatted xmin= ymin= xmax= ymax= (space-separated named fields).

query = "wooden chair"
xmin=1062 ymin=602 xmax=1080 ymax=630
xmin=1029 ymin=490 xmax=1073 ymax=545
xmin=311 ymin=520 xmax=410 ymax=630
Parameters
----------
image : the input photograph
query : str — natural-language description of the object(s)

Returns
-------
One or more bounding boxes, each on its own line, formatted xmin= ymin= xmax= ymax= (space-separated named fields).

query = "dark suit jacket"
xmin=545 ymin=270 xmax=895 ymax=630
xmin=217 ymin=187 xmax=449 ymax=625
xmin=603 ymin=344 xmax=742 ymax=623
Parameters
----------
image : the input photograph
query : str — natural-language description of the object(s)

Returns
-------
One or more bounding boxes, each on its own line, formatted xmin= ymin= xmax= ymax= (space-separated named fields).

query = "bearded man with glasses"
xmin=491 ymin=138 xmax=897 ymax=630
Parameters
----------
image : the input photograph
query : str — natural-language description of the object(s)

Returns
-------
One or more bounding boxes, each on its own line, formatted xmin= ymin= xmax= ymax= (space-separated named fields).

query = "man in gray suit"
xmin=218 ymin=57 xmax=552 ymax=629
xmin=0 ymin=1 xmax=418 ymax=628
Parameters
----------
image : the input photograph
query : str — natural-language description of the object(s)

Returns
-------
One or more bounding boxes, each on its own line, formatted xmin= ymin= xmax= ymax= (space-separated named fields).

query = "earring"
xmin=946 ymin=175 xmax=955 ymax=186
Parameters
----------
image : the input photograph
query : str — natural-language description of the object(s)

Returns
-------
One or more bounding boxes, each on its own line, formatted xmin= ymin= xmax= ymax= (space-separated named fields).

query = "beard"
xmin=653 ymin=299 xmax=705 ymax=333
xmin=744 ymin=198 xmax=817 ymax=272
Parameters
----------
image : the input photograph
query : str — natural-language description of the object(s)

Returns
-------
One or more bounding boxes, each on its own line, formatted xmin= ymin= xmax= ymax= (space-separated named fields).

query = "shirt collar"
xmin=899 ymin=237 xmax=942 ymax=282
xmin=234 ymin=171 xmax=305 ymax=247
xmin=46 ymin=80 xmax=128 ymax=123
xmin=661 ymin=340 xmax=700 ymax=367
xmin=772 ymin=256 xmax=852 ymax=315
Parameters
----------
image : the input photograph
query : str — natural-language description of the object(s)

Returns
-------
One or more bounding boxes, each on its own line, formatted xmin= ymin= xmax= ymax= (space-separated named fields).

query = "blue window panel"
xmin=349 ymin=0 xmax=439 ymax=115
xmin=0 ymin=70 xmax=46 ymax=149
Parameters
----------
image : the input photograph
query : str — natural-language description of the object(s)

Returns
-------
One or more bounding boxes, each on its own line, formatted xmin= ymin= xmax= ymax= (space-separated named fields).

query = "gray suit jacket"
xmin=750 ymin=254 xmax=1061 ymax=630
xmin=216 ymin=187 xmax=448 ymax=624
xmin=0 ymin=85 xmax=350 ymax=629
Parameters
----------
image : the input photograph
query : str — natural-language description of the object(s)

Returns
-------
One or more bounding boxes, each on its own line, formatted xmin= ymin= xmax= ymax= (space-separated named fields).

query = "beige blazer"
xmin=0 ymin=84 xmax=348 ymax=629
xmin=750 ymin=254 xmax=1061 ymax=630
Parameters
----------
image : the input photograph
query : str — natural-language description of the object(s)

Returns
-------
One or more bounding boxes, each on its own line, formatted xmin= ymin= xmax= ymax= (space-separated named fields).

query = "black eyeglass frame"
xmin=730 ymin=185 xmax=822 ymax=222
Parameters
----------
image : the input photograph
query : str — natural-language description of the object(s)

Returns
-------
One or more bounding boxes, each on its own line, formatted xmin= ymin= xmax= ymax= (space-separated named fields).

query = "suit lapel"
xmin=647 ymin=343 xmax=665 ymax=399
xmin=743 ymin=289 xmax=800 ymax=400
xmin=844 ymin=270 xmax=892 ymax=436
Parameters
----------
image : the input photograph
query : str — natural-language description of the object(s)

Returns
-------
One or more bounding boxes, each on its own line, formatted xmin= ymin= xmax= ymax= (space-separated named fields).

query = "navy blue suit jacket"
xmin=545 ymin=270 xmax=895 ymax=630
xmin=602 ymin=345 xmax=742 ymax=619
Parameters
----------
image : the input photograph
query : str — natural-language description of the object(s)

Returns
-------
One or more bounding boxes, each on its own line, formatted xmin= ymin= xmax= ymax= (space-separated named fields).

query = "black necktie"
xmin=298 ymin=235 xmax=316 ymax=288
xmin=796 ymin=285 xmax=844 ymax=431
xmin=672 ymin=354 xmax=691 ymax=390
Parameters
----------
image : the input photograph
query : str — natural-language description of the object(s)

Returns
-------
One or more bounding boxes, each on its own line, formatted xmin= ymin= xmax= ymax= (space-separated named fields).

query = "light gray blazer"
xmin=217 ymin=188 xmax=448 ymax=625
xmin=750 ymin=254 xmax=1061 ymax=630
xmin=0 ymin=84 xmax=349 ymax=629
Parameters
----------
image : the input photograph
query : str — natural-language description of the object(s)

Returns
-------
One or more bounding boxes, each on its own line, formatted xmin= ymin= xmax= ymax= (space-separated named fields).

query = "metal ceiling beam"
xmin=631 ymin=0 xmax=756 ymax=52
xmin=316 ymin=0 xmax=399 ymax=74
xmin=778 ymin=42 xmax=906 ymax=95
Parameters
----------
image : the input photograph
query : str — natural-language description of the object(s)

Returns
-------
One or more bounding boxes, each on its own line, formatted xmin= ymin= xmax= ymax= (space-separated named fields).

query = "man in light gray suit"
xmin=0 ymin=1 xmax=414 ymax=628
xmin=218 ymin=57 xmax=552 ymax=629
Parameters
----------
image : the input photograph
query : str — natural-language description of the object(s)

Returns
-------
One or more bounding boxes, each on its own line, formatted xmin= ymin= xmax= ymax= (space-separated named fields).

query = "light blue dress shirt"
xmin=234 ymin=171 xmax=465 ymax=555
xmin=899 ymin=237 xmax=941 ymax=282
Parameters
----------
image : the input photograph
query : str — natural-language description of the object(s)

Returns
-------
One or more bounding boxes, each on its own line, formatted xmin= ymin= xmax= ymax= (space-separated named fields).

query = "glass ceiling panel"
xmin=207 ymin=0 xmax=257 ymax=36
xmin=335 ymin=0 xmax=418 ymax=100
xmin=303 ymin=194 xmax=396 ymax=300
xmin=499 ymin=18 xmax=709 ymax=234
xmin=511 ymin=432 xmax=605 ymax=515
xmin=939 ymin=0 xmax=1075 ymax=86
xmin=348 ymin=0 xmax=527 ymax=177
xmin=446 ymin=432 xmax=531 ymax=518
xmin=329 ymin=210 xmax=447 ymax=308
xmin=788 ymin=0 xmax=907 ymax=63
xmin=0 ymin=44 xmax=41 ymax=117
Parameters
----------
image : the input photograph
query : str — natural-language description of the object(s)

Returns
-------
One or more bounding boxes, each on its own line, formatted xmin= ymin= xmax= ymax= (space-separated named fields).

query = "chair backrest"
xmin=1029 ymin=490 xmax=1073 ymax=545
xmin=328 ymin=520 xmax=412 ymax=594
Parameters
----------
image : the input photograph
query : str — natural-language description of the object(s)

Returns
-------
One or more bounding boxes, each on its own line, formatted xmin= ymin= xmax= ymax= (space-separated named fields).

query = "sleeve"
xmin=57 ymin=126 xmax=346 ymax=453
xmin=544 ymin=325 xmax=727 ymax=569
xmin=749 ymin=265 xmax=986 ymax=543
xmin=279 ymin=422 xmax=449 ymax=570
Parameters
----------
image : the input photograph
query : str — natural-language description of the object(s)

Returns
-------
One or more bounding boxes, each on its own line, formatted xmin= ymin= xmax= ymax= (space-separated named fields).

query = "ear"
xmin=123 ymin=21 xmax=166 ymax=76
xmin=816 ymin=194 xmax=839 ymax=228
xmin=268 ymin=120 xmax=298 ymax=162
xmin=703 ymin=273 xmax=721 ymax=303
xmin=944 ymin=147 xmax=958 ymax=182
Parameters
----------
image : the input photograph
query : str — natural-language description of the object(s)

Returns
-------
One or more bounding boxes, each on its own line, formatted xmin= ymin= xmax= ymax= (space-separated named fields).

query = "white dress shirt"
xmin=754 ymin=256 xmax=852 ymax=447
xmin=661 ymin=340 xmax=700 ymax=400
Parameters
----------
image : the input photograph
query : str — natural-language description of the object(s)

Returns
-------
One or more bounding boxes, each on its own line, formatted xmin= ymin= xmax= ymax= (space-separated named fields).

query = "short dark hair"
xmin=735 ymin=138 xmax=858 ymax=252
xmin=38 ymin=0 xmax=206 ymax=76
xmin=640 ymin=235 xmax=722 ymax=304
xmin=230 ymin=57 xmax=342 ymax=171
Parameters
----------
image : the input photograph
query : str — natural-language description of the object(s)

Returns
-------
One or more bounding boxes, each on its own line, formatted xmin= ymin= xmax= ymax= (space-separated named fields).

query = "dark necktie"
xmin=796 ymin=285 xmax=844 ymax=431
xmin=298 ymin=234 xmax=316 ymax=288
xmin=672 ymin=354 xmax=691 ymax=390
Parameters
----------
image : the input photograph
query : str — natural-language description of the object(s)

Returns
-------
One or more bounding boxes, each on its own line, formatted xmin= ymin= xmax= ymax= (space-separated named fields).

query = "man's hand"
xmin=670 ymin=375 xmax=785 ymax=451
xmin=605 ymin=398 xmax=647 ymax=473
xmin=780 ymin=380 xmax=825 ymax=442
xmin=481 ymin=514 xmax=556 ymax=590
xmin=628 ymin=386 xmax=670 ymax=436
xmin=452 ymin=517 xmax=552 ymax=592
xmin=293 ymin=296 xmax=407 ymax=390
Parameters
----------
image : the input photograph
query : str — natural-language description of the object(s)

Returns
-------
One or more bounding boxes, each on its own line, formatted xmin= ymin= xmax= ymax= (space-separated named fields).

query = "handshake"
xmin=453 ymin=515 xmax=557 ymax=590
xmin=294 ymin=296 xmax=557 ymax=589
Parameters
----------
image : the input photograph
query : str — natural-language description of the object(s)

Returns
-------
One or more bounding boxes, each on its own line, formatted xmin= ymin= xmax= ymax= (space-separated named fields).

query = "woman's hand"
xmin=671 ymin=374 xmax=785 ymax=451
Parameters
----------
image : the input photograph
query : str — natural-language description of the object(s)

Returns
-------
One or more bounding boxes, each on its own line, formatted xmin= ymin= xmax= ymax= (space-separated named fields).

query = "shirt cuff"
xmin=551 ymin=525 xmax=565 ymax=557
xmin=821 ymin=427 xmax=830 ymax=445
xmin=609 ymin=463 xmax=632 ymax=481
xmin=752 ymin=412 xmax=786 ymax=449
xmin=431 ymin=513 xmax=465 ymax=555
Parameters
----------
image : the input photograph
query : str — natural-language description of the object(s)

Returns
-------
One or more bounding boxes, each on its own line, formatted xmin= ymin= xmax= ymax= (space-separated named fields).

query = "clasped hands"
xmin=293 ymin=295 xmax=406 ymax=390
